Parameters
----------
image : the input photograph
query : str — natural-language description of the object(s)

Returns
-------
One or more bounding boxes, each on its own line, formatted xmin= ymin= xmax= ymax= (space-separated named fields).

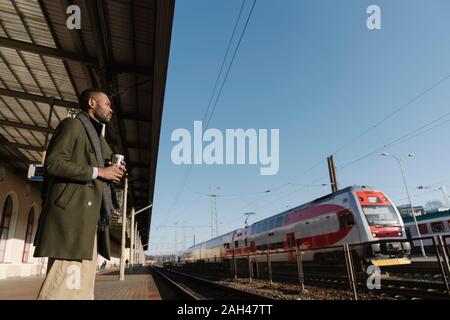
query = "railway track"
xmin=152 ymin=266 xmax=274 ymax=300
xmin=271 ymin=261 xmax=447 ymax=282
xmin=302 ymin=273 xmax=449 ymax=300
xmin=165 ymin=264 xmax=450 ymax=300
xmin=178 ymin=261 xmax=447 ymax=284
xmin=380 ymin=262 xmax=444 ymax=280
xmin=266 ymin=269 xmax=450 ymax=300
xmin=271 ymin=261 xmax=444 ymax=277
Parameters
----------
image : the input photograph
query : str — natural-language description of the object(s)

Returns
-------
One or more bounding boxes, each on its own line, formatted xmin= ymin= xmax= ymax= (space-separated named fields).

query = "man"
xmin=33 ymin=88 xmax=126 ymax=300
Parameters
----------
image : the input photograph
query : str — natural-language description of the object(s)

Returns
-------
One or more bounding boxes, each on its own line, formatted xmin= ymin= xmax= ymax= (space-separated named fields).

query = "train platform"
xmin=0 ymin=266 xmax=169 ymax=300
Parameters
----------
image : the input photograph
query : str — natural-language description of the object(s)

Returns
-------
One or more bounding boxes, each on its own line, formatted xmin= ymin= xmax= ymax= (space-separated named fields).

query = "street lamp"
xmin=381 ymin=152 xmax=426 ymax=257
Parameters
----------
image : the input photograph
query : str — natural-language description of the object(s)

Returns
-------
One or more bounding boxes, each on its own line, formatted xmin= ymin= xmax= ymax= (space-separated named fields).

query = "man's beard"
xmin=97 ymin=113 xmax=111 ymax=124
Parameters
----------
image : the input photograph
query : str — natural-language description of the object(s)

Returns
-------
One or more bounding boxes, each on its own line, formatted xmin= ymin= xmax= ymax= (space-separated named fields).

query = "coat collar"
xmin=81 ymin=111 xmax=104 ymax=136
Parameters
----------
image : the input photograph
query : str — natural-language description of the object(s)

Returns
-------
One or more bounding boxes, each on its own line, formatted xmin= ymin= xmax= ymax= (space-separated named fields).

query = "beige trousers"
xmin=37 ymin=233 xmax=98 ymax=300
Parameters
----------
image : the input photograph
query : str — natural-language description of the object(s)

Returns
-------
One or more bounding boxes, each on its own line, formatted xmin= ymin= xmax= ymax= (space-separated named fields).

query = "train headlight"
xmin=372 ymin=233 xmax=377 ymax=238
xmin=398 ymin=232 xmax=402 ymax=236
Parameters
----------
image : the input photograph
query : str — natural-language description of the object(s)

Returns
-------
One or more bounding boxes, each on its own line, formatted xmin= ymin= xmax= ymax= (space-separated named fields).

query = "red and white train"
xmin=182 ymin=186 xmax=411 ymax=267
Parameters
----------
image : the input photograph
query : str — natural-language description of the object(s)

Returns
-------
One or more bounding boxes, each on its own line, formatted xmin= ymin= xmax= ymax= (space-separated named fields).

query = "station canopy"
xmin=0 ymin=0 xmax=175 ymax=244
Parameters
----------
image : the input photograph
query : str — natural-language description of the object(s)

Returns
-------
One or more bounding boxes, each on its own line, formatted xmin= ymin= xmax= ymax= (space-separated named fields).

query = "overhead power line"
xmin=204 ymin=0 xmax=257 ymax=129
xmin=331 ymin=73 xmax=450 ymax=156
xmin=160 ymin=0 xmax=257 ymax=227
xmin=236 ymin=74 xmax=450 ymax=211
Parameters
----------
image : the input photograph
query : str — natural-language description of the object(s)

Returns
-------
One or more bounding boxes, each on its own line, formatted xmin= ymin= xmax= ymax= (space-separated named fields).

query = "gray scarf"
xmin=76 ymin=112 xmax=115 ymax=231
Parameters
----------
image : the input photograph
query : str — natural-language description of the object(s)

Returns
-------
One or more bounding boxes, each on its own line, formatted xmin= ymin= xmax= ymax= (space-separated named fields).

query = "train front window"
xmin=362 ymin=205 xmax=401 ymax=226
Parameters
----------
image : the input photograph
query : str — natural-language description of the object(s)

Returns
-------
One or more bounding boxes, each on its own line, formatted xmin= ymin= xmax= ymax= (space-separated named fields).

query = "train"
xmin=404 ymin=209 xmax=450 ymax=254
xmin=181 ymin=185 xmax=411 ymax=269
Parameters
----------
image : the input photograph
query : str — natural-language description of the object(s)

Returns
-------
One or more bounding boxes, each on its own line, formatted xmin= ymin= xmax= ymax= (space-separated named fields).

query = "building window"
xmin=22 ymin=208 xmax=35 ymax=263
xmin=431 ymin=221 xmax=445 ymax=234
xmin=418 ymin=223 xmax=428 ymax=234
xmin=0 ymin=195 xmax=13 ymax=262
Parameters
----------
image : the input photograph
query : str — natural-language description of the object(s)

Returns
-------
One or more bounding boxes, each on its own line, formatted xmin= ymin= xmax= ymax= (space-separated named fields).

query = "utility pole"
xmin=119 ymin=176 xmax=128 ymax=281
xmin=134 ymin=224 xmax=138 ymax=265
xmin=130 ymin=207 xmax=135 ymax=267
xmin=211 ymin=186 xmax=219 ymax=238
xmin=194 ymin=187 xmax=221 ymax=238
xmin=174 ymin=221 xmax=178 ymax=255
xmin=182 ymin=221 xmax=186 ymax=252
xmin=156 ymin=224 xmax=210 ymax=253
xmin=327 ymin=155 xmax=339 ymax=193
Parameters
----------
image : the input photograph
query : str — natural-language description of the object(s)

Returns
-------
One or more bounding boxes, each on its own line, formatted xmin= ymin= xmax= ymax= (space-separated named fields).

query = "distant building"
xmin=397 ymin=204 xmax=426 ymax=217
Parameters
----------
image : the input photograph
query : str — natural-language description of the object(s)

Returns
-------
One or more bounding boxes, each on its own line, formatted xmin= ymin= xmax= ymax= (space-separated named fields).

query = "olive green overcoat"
xmin=33 ymin=114 xmax=113 ymax=260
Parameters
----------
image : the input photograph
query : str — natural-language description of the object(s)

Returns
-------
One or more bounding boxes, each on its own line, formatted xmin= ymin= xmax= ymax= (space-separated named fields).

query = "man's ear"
xmin=88 ymin=97 xmax=96 ymax=109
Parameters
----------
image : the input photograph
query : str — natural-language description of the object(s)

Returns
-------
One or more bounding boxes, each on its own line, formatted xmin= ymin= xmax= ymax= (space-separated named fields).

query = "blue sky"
xmin=148 ymin=0 xmax=450 ymax=255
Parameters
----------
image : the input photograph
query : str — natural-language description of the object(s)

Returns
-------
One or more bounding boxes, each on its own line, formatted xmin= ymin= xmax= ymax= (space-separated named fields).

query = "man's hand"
xmin=98 ymin=164 xmax=125 ymax=183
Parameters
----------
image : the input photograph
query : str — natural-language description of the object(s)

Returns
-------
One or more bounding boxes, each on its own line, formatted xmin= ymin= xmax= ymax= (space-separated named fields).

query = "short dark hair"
xmin=79 ymin=88 xmax=108 ymax=111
